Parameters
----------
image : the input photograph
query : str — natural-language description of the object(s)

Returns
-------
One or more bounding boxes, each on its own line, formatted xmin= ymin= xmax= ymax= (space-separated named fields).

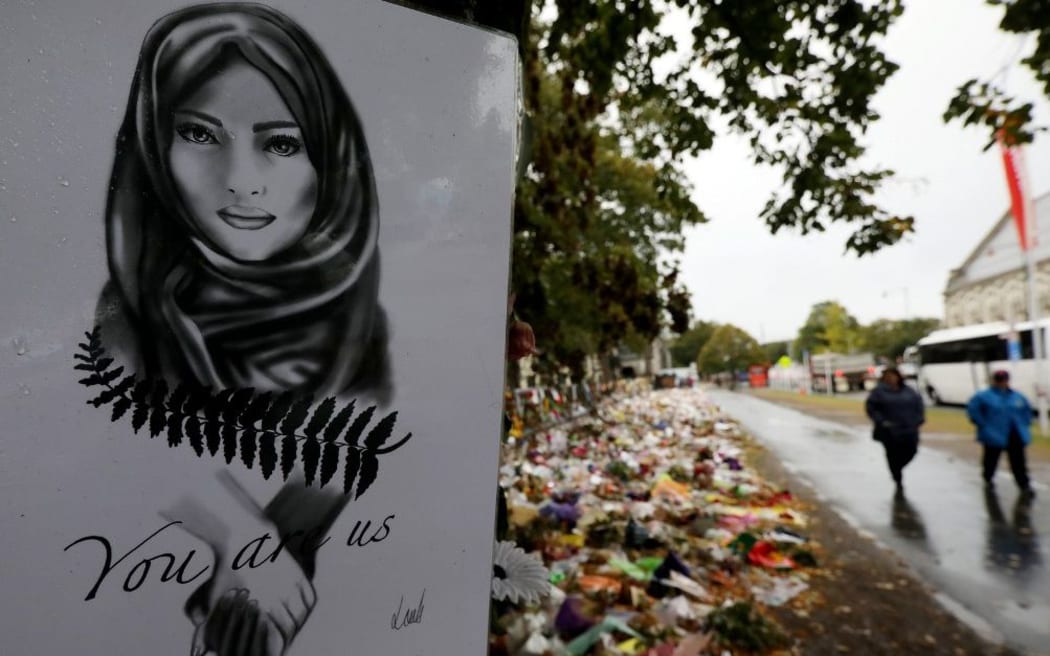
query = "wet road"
xmin=709 ymin=391 xmax=1050 ymax=655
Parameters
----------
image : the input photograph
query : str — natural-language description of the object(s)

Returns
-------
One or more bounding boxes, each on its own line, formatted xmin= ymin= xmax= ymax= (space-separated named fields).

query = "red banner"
xmin=999 ymin=135 xmax=1030 ymax=251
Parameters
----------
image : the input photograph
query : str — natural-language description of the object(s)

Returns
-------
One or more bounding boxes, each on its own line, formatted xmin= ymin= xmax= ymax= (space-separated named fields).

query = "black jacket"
xmin=865 ymin=382 xmax=925 ymax=443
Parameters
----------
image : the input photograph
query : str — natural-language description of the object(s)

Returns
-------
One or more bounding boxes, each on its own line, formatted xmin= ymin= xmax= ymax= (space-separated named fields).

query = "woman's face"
xmin=168 ymin=58 xmax=317 ymax=262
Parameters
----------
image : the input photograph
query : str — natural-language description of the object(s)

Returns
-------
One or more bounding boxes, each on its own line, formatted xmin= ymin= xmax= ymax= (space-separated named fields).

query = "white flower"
xmin=492 ymin=540 xmax=550 ymax=605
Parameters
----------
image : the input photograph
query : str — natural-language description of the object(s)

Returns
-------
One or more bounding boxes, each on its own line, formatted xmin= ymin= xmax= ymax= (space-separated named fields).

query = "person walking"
xmin=866 ymin=367 xmax=925 ymax=493
xmin=967 ymin=370 xmax=1036 ymax=500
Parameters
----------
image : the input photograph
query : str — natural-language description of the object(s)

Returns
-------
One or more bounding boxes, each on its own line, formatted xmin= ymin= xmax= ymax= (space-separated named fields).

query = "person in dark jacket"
xmin=967 ymin=370 xmax=1036 ymax=499
xmin=866 ymin=367 xmax=925 ymax=492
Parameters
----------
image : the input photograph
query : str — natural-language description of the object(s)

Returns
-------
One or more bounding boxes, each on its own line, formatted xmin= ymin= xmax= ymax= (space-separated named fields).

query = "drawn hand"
xmin=167 ymin=472 xmax=318 ymax=656
xmin=191 ymin=588 xmax=289 ymax=656
xmin=192 ymin=545 xmax=316 ymax=656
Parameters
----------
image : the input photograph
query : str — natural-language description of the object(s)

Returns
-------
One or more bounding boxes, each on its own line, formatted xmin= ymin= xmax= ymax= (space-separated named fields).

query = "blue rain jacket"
xmin=966 ymin=387 xmax=1033 ymax=448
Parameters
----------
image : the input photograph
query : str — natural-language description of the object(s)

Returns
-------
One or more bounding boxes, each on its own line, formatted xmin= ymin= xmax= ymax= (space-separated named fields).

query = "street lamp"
xmin=882 ymin=287 xmax=911 ymax=318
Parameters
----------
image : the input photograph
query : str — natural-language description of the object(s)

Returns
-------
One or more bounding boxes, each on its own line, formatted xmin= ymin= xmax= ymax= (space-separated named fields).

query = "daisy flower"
xmin=492 ymin=540 xmax=550 ymax=605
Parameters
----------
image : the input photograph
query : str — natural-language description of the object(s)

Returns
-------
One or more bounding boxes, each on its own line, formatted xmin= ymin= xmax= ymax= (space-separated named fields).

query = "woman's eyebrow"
xmin=253 ymin=120 xmax=298 ymax=132
xmin=174 ymin=109 xmax=223 ymax=127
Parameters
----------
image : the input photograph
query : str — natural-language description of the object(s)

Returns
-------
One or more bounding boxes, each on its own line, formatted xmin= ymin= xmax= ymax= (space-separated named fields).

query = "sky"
xmin=675 ymin=1 xmax=1050 ymax=344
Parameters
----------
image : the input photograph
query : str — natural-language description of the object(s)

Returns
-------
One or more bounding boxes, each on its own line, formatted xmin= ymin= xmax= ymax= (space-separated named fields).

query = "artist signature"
xmin=390 ymin=589 xmax=425 ymax=630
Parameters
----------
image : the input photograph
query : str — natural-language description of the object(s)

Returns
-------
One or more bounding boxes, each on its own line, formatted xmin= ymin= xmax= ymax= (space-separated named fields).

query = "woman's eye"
xmin=175 ymin=122 xmax=219 ymax=145
xmin=264 ymin=135 xmax=302 ymax=157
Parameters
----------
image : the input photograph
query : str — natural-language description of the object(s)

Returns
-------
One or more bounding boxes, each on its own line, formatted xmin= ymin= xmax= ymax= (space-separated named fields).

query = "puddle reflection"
xmin=983 ymin=488 xmax=1040 ymax=573
xmin=890 ymin=491 xmax=929 ymax=545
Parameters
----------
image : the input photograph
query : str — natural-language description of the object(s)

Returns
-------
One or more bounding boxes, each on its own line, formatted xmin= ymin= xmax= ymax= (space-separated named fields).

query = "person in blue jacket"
xmin=967 ymin=370 xmax=1036 ymax=499
xmin=865 ymin=367 xmax=926 ymax=493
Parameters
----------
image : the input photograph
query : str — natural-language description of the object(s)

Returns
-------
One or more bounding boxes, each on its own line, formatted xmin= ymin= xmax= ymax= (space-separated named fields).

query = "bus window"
xmin=1020 ymin=329 xmax=1035 ymax=359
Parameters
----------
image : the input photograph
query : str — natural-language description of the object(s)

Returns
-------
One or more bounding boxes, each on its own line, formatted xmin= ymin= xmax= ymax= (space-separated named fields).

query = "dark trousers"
xmin=883 ymin=439 xmax=918 ymax=484
xmin=983 ymin=430 xmax=1031 ymax=490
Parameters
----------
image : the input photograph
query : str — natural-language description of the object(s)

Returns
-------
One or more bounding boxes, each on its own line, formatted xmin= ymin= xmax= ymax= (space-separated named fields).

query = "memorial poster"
xmin=0 ymin=1 xmax=518 ymax=653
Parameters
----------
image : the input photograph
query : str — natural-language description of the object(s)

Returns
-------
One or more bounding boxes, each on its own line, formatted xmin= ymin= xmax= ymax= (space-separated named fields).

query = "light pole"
xmin=882 ymin=287 xmax=910 ymax=318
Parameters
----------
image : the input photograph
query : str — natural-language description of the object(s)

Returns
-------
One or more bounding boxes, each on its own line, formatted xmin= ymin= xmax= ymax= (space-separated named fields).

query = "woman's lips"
xmin=217 ymin=205 xmax=276 ymax=230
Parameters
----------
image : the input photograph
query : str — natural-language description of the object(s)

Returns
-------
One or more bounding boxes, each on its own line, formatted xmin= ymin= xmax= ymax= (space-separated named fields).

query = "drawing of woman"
xmin=97 ymin=2 xmax=390 ymax=403
xmin=95 ymin=5 xmax=395 ymax=654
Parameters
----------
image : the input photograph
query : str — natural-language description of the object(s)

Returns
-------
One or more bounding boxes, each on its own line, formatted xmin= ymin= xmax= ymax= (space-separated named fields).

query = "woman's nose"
xmin=227 ymin=186 xmax=265 ymax=196
xmin=226 ymin=151 xmax=267 ymax=198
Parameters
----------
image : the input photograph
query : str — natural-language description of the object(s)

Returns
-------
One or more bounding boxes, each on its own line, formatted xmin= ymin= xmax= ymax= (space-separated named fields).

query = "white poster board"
xmin=0 ymin=2 xmax=517 ymax=654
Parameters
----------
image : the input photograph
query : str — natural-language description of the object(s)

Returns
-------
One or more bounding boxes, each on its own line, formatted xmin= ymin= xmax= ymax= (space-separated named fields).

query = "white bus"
xmin=917 ymin=321 xmax=1046 ymax=405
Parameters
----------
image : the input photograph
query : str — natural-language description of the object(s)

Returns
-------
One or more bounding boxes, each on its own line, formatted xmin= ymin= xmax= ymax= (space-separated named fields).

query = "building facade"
xmin=944 ymin=192 xmax=1050 ymax=327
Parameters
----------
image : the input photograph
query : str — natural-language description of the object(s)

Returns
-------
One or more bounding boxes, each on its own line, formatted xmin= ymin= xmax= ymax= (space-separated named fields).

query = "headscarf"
xmin=103 ymin=3 xmax=388 ymax=398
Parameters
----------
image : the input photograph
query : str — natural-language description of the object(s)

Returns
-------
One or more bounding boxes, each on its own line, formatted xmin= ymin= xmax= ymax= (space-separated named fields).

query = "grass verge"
xmin=747 ymin=388 xmax=1050 ymax=460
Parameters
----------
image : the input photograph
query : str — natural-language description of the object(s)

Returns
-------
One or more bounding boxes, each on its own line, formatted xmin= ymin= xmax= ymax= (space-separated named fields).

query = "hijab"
xmin=103 ymin=3 xmax=389 ymax=399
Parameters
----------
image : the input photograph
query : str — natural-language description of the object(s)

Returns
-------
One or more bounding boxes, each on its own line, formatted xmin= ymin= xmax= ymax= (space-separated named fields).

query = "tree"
xmin=762 ymin=341 xmax=791 ymax=363
xmin=669 ymin=321 xmax=718 ymax=367
xmin=515 ymin=1 xmax=912 ymax=376
xmin=944 ymin=1 xmax=1050 ymax=148
xmin=861 ymin=318 xmax=940 ymax=360
xmin=697 ymin=324 xmax=765 ymax=375
xmin=795 ymin=301 xmax=864 ymax=356
xmin=406 ymin=0 xmax=913 ymax=374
